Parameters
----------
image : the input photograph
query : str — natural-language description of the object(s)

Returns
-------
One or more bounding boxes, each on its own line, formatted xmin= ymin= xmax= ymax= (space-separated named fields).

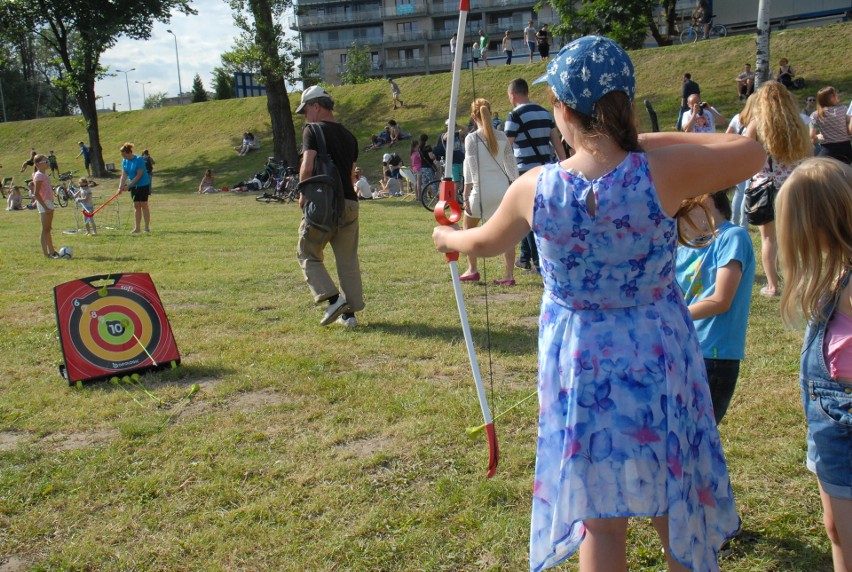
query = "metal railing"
xmin=383 ymin=30 xmax=430 ymax=44
xmin=291 ymin=8 xmax=383 ymax=29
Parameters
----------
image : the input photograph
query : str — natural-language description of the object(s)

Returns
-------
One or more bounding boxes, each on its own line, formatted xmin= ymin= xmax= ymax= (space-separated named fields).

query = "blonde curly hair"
xmin=750 ymin=81 xmax=811 ymax=164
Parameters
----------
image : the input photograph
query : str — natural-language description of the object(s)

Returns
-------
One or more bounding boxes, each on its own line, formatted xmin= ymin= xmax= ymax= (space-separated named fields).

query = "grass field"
xmin=1 ymin=23 xmax=850 ymax=571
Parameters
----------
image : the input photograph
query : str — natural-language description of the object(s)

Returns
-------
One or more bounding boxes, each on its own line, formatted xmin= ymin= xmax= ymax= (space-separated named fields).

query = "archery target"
xmin=54 ymin=273 xmax=180 ymax=384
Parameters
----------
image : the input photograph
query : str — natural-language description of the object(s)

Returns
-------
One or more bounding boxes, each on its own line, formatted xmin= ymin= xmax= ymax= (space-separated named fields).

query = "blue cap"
xmin=534 ymin=35 xmax=635 ymax=117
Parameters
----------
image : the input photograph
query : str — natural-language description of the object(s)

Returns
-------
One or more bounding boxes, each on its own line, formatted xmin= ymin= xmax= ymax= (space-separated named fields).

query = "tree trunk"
xmin=77 ymin=82 xmax=106 ymax=178
xmin=264 ymin=77 xmax=299 ymax=166
xmin=755 ymin=0 xmax=771 ymax=88
xmin=250 ymin=0 xmax=299 ymax=167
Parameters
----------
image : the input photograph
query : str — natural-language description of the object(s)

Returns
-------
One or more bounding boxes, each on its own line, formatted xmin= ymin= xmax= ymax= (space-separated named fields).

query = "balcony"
xmin=384 ymin=57 xmax=427 ymax=72
xmin=302 ymin=36 xmax=382 ymax=51
xmin=482 ymin=0 xmax=536 ymax=8
xmin=383 ymin=29 xmax=429 ymax=45
xmin=292 ymin=8 xmax=383 ymax=30
xmin=431 ymin=0 xmax=482 ymax=16
xmin=384 ymin=1 xmax=429 ymax=19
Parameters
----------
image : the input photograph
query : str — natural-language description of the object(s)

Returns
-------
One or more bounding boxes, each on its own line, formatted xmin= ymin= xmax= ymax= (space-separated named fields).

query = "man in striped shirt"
xmin=504 ymin=77 xmax=567 ymax=273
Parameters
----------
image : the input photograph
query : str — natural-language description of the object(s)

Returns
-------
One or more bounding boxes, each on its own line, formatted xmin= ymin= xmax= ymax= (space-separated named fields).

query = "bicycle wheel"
xmin=679 ymin=28 xmax=695 ymax=44
xmin=420 ymin=179 xmax=441 ymax=211
xmin=255 ymin=193 xmax=278 ymax=203
xmin=55 ymin=186 xmax=68 ymax=207
xmin=709 ymin=25 xmax=727 ymax=39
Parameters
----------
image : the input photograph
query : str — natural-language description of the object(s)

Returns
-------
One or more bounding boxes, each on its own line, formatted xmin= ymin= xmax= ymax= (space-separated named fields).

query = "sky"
xmin=95 ymin=0 xmax=294 ymax=112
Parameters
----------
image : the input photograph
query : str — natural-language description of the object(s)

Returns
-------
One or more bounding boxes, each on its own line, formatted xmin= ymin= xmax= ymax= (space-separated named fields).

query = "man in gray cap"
xmin=295 ymin=85 xmax=363 ymax=328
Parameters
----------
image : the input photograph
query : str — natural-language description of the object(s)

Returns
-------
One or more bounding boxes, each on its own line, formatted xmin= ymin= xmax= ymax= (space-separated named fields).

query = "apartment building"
xmin=291 ymin=0 xmax=556 ymax=85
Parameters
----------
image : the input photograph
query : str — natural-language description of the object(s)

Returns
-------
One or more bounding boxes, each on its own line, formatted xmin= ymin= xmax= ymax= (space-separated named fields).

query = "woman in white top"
xmin=461 ymin=98 xmax=519 ymax=285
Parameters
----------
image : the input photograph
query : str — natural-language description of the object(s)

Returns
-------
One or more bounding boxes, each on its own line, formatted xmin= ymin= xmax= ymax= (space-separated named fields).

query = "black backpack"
xmin=298 ymin=123 xmax=344 ymax=232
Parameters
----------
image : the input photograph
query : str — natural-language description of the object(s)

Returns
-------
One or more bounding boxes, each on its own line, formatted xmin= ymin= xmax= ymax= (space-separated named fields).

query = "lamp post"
xmin=96 ymin=95 xmax=109 ymax=111
xmin=135 ymin=80 xmax=152 ymax=106
xmin=115 ymin=68 xmax=135 ymax=111
xmin=166 ymin=29 xmax=184 ymax=105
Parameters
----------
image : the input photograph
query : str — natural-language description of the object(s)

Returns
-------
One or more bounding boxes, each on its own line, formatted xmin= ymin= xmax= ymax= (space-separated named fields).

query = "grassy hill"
xmin=1 ymin=22 xmax=849 ymax=189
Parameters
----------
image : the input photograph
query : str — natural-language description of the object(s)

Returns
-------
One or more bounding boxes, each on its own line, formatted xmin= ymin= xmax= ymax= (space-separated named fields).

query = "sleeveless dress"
xmin=529 ymin=154 xmax=740 ymax=572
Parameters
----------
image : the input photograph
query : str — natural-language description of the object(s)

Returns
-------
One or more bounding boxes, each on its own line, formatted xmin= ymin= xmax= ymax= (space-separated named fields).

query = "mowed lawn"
xmin=2 ymin=22 xmax=850 ymax=571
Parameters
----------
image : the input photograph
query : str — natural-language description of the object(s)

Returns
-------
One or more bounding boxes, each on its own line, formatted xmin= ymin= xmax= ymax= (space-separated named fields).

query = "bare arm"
xmin=642 ymin=131 xmax=766 ymax=215
xmin=298 ymin=149 xmax=316 ymax=208
xmin=688 ymin=261 xmax=743 ymax=320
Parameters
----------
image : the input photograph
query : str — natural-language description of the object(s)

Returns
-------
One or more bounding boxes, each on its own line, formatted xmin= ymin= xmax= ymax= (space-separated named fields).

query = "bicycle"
xmin=679 ymin=17 xmax=727 ymax=44
xmin=256 ymin=167 xmax=300 ymax=203
xmin=53 ymin=171 xmax=79 ymax=207
xmin=420 ymin=160 xmax=464 ymax=211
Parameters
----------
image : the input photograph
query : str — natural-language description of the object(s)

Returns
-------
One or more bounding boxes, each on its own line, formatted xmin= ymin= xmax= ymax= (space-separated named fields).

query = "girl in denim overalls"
xmin=777 ymin=157 xmax=852 ymax=571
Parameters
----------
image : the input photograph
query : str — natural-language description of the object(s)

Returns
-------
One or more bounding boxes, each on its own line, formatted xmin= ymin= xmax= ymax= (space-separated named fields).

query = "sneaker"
xmin=48 ymin=252 xmax=61 ymax=259
xmin=130 ymin=229 xmax=140 ymax=235
xmin=522 ymin=267 xmax=540 ymax=275
xmin=337 ymin=314 xmax=357 ymax=328
xmin=514 ymin=260 xmax=531 ymax=270
xmin=320 ymin=297 xmax=351 ymax=326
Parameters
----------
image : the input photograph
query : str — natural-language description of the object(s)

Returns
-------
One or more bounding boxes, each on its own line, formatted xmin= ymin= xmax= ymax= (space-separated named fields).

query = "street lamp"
xmin=166 ymin=29 xmax=184 ymax=105
xmin=96 ymin=94 xmax=109 ymax=111
xmin=135 ymin=80 xmax=152 ymax=105
xmin=115 ymin=68 xmax=135 ymax=111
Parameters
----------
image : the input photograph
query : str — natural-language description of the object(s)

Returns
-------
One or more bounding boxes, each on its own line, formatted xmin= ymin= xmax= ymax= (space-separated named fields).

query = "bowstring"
xmin=468 ymin=55 xmax=497 ymax=418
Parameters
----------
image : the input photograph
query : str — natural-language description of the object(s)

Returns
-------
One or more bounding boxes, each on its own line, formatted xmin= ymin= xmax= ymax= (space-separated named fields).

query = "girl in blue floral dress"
xmin=433 ymin=36 xmax=766 ymax=572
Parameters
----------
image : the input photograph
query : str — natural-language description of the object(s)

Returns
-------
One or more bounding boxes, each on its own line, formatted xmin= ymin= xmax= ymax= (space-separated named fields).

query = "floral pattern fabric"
xmin=529 ymin=154 xmax=739 ymax=572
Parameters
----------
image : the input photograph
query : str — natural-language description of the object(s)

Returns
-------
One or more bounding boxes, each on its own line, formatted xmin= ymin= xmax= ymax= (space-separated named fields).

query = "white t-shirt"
xmin=354 ymin=176 xmax=371 ymax=199
xmin=682 ymin=108 xmax=718 ymax=131
xmin=524 ymin=25 xmax=536 ymax=43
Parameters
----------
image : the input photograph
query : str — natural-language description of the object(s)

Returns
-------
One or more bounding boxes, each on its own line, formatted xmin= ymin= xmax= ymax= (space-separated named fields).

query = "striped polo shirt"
xmin=504 ymin=103 xmax=556 ymax=174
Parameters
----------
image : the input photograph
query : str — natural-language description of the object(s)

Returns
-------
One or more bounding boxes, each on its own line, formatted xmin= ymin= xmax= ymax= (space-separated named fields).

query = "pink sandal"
xmin=493 ymin=279 xmax=516 ymax=286
xmin=459 ymin=272 xmax=480 ymax=282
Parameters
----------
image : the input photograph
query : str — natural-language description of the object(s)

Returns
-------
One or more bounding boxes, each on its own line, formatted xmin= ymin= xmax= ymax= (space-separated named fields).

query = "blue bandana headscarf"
xmin=534 ymin=35 xmax=635 ymax=117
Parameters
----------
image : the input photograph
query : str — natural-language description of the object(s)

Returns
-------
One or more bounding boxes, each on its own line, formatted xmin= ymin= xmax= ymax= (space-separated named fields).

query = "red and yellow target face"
xmin=54 ymin=273 xmax=179 ymax=384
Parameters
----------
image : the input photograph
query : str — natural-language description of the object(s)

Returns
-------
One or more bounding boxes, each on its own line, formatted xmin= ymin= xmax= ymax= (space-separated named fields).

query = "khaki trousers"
xmin=297 ymin=199 xmax=364 ymax=312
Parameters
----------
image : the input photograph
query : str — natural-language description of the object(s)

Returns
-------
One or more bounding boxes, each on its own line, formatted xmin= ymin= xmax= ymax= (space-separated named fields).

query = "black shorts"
xmin=130 ymin=185 xmax=150 ymax=202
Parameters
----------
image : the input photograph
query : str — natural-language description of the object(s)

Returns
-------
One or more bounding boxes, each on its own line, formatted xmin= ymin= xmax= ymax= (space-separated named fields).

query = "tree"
xmin=546 ymin=0 xmax=677 ymax=49
xmin=755 ymin=0 xmax=771 ymax=88
xmin=227 ymin=0 xmax=299 ymax=166
xmin=211 ymin=66 xmax=235 ymax=100
xmin=144 ymin=92 xmax=168 ymax=109
xmin=0 ymin=18 xmax=73 ymax=119
xmin=0 ymin=0 xmax=194 ymax=176
xmin=646 ymin=0 xmax=678 ymax=47
xmin=191 ymin=73 xmax=208 ymax=103
xmin=339 ymin=43 xmax=371 ymax=85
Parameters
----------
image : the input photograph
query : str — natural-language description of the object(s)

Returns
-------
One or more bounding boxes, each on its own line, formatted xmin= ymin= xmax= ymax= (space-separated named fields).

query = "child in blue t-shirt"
xmin=676 ymin=189 xmax=756 ymax=423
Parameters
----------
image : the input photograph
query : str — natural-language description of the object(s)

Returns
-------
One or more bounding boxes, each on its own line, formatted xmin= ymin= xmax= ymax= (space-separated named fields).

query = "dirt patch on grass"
xmin=0 ymin=431 xmax=27 ymax=452
xmin=0 ymin=555 xmax=30 ymax=571
xmin=42 ymin=428 xmax=119 ymax=451
xmin=230 ymin=389 xmax=289 ymax=412
xmin=337 ymin=435 xmax=396 ymax=458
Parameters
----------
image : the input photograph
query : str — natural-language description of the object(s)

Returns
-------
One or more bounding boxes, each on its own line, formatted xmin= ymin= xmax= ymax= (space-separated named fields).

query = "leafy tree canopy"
xmin=546 ymin=0 xmax=662 ymax=50
xmin=191 ymin=73 xmax=208 ymax=102
xmin=339 ymin=43 xmax=372 ymax=86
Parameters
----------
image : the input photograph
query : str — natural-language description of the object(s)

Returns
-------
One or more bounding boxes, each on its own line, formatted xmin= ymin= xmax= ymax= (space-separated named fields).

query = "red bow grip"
xmin=434 ymin=178 xmax=463 ymax=262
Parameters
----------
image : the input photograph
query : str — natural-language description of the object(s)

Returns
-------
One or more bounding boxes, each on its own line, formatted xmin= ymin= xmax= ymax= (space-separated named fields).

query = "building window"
xmin=397 ymin=21 xmax=418 ymax=33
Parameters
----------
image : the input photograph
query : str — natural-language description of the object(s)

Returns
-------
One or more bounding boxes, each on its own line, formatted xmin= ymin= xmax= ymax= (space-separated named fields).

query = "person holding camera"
xmin=682 ymin=93 xmax=723 ymax=132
